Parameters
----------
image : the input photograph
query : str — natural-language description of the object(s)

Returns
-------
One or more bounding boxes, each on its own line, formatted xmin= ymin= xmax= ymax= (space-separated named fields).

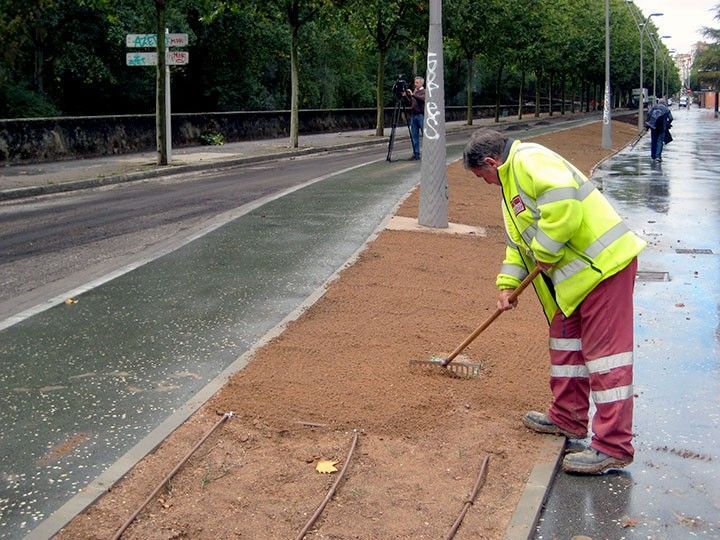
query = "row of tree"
xmin=692 ymin=4 xmax=720 ymax=92
xmin=1 ymin=0 xmax=697 ymax=133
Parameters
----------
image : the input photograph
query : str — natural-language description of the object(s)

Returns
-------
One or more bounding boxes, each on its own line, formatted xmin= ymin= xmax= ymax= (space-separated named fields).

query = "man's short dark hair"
xmin=463 ymin=129 xmax=507 ymax=169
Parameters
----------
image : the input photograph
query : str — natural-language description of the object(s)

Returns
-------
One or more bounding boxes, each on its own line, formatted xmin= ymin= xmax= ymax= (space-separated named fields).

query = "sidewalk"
xmin=535 ymin=106 xmax=720 ymax=539
xmin=0 ymin=112 xmax=600 ymax=200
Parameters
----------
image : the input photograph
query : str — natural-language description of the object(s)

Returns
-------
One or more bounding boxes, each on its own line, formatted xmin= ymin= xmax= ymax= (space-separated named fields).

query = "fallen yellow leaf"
xmin=316 ymin=460 xmax=338 ymax=474
xmin=64 ymin=298 xmax=78 ymax=305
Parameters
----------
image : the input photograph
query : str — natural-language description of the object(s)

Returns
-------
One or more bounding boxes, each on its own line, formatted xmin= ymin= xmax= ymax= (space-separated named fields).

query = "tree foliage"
xmin=0 ymin=0 xmax=688 ymax=123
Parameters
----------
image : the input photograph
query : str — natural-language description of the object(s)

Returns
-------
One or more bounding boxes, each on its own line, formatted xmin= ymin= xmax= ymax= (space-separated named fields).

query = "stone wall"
xmin=0 ymin=105 xmax=526 ymax=165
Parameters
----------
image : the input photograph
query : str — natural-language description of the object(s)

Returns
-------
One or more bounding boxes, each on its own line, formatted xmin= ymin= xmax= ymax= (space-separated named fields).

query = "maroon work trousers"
xmin=547 ymin=258 xmax=638 ymax=459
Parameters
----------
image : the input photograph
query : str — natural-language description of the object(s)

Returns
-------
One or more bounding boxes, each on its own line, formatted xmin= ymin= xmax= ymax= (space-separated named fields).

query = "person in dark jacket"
xmin=645 ymin=98 xmax=673 ymax=162
xmin=405 ymin=76 xmax=425 ymax=160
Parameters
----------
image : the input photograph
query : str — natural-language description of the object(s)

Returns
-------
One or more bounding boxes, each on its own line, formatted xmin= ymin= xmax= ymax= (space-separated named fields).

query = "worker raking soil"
xmin=463 ymin=128 xmax=646 ymax=475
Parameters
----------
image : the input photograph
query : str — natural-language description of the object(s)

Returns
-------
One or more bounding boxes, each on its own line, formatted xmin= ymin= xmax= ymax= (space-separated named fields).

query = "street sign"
xmin=126 ymin=33 xmax=189 ymax=48
xmin=126 ymin=51 xmax=189 ymax=66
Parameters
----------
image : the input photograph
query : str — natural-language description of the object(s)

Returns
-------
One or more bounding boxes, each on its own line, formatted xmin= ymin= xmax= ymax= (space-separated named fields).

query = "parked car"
xmin=679 ymin=96 xmax=689 ymax=108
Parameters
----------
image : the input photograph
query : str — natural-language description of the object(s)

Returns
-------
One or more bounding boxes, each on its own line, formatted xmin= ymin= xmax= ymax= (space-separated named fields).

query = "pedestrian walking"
xmin=645 ymin=98 xmax=673 ymax=161
xmin=463 ymin=129 xmax=646 ymax=475
xmin=405 ymin=76 xmax=425 ymax=160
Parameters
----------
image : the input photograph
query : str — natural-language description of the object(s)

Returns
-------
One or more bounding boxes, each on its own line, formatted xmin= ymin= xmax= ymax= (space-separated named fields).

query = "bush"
xmin=0 ymin=82 xmax=60 ymax=119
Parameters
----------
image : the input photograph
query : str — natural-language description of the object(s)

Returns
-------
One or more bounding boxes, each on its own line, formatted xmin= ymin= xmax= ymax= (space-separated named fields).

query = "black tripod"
xmin=386 ymin=80 xmax=413 ymax=162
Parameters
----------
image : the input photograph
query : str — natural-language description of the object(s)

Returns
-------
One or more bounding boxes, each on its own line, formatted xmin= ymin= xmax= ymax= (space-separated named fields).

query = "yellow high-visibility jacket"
xmin=496 ymin=140 xmax=646 ymax=322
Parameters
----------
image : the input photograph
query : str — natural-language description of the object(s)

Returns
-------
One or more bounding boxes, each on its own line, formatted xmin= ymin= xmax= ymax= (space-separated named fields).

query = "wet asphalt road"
xmin=535 ymin=107 xmax=720 ymax=539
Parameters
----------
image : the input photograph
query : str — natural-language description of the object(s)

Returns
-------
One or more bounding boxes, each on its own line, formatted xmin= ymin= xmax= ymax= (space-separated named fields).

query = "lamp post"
xmin=626 ymin=2 xmax=663 ymax=132
xmin=652 ymin=35 xmax=671 ymax=102
xmin=664 ymin=49 xmax=676 ymax=98
xmin=602 ymin=0 xmax=612 ymax=148
xmin=418 ymin=0 xmax=448 ymax=228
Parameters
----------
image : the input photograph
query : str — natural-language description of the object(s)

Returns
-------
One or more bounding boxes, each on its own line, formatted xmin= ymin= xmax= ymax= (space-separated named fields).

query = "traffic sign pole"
xmin=165 ymin=28 xmax=172 ymax=162
xmin=125 ymin=28 xmax=188 ymax=166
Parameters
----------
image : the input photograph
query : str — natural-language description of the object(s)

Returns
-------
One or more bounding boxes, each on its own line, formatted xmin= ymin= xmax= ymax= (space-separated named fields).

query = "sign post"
xmin=126 ymin=30 xmax=188 ymax=165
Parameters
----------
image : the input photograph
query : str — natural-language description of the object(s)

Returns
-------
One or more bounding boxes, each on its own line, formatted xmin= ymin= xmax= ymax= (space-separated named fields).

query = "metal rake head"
xmin=409 ymin=356 xmax=482 ymax=379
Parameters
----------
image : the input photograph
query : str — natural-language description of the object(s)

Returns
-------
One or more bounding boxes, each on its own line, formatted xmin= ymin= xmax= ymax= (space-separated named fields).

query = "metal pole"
xmin=638 ymin=28 xmax=644 ymax=133
xmin=155 ymin=0 xmax=168 ymax=165
xmin=418 ymin=0 xmax=448 ymax=228
xmin=165 ymin=28 xmax=172 ymax=163
xmin=652 ymin=46 xmax=657 ymax=104
xmin=602 ymin=0 xmax=612 ymax=148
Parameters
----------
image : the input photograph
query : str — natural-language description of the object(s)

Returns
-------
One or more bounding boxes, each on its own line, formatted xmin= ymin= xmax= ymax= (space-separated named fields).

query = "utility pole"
xmin=602 ymin=0 xmax=612 ymax=149
xmin=155 ymin=0 xmax=168 ymax=165
xmin=418 ymin=0 xmax=448 ymax=228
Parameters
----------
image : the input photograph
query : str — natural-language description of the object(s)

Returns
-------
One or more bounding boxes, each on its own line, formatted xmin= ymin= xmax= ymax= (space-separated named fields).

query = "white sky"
xmin=628 ymin=0 xmax=718 ymax=54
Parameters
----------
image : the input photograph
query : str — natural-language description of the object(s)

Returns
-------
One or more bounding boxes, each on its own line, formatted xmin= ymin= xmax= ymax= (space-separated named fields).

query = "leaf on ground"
xmin=64 ymin=298 xmax=78 ymax=304
xmin=316 ymin=460 xmax=338 ymax=474
xmin=620 ymin=516 xmax=639 ymax=528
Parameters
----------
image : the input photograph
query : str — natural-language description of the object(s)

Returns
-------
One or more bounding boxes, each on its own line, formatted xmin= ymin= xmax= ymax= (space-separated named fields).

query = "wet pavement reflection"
xmin=535 ymin=107 xmax=720 ymax=539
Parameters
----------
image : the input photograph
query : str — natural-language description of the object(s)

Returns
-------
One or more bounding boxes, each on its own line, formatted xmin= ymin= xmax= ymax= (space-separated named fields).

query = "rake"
xmin=410 ymin=267 xmax=542 ymax=378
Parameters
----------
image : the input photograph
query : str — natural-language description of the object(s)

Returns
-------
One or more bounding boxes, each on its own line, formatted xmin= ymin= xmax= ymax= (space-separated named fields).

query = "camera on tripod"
xmin=392 ymin=76 xmax=409 ymax=101
xmin=387 ymin=75 xmax=412 ymax=162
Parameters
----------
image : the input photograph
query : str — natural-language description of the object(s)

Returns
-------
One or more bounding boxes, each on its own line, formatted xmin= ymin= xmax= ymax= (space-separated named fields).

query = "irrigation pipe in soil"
xmin=111 ymin=411 xmax=234 ymax=540
xmin=295 ymin=430 xmax=360 ymax=540
xmin=444 ymin=455 xmax=491 ymax=540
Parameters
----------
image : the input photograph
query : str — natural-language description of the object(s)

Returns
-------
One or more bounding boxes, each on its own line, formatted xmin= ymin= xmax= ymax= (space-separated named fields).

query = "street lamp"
xmin=602 ymin=0 xmax=612 ymax=148
xmin=626 ymin=2 xmax=663 ymax=132
xmin=664 ymin=49 xmax=676 ymax=97
xmin=652 ymin=35 xmax=672 ymax=103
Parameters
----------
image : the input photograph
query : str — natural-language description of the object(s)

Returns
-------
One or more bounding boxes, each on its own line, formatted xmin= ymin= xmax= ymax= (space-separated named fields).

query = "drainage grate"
xmin=636 ymin=271 xmax=670 ymax=282
xmin=675 ymin=248 xmax=714 ymax=255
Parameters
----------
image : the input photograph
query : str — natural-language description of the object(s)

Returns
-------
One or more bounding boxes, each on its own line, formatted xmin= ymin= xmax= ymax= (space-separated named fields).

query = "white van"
xmin=679 ymin=96 xmax=689 ymax=108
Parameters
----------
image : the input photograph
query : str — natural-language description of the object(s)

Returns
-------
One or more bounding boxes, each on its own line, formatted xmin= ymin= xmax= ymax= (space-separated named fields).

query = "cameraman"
xmin=405 ymin=76 xmax=425 ymax=160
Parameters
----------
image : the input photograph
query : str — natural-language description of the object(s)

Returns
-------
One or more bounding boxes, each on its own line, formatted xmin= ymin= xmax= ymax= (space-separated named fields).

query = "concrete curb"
xmin=503 ymin=437 xmax=565 ymax=540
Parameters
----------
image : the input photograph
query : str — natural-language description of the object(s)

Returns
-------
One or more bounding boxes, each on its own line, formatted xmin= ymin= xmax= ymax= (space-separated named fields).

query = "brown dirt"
xmin=58 ymin=120 xmax=638 ymax=540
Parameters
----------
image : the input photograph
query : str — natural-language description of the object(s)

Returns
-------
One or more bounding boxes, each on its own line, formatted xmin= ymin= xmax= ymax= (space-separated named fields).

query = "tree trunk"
xmin=548 ymin=73 xmax=554 ymax=116
xmin=376 ymin=48 xmax=386 ymax=136
xmin=33 ymin=27 xmax=44 ymax=94
xmin=561 ymin=74 xmax=566 ymax=115
xmin=494 ymin=64 xmax=504 ymax=123
xmin=534 ymin=70 xmax=541 ymax=118
xmin=466 ymin=57 xmax=473 ymax=125
xmin=290 ymin=17 xmax=300 ymax=148
xmin=517 ymin=70 xmax=524 ymax=120
xmin=413 ymin=45 xmax=418 ymax=77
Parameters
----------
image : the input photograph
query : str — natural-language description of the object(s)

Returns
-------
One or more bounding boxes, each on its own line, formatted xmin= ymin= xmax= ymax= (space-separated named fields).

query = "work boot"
xmin=562 ymin=448 xmax=632 ymax=475
xmin=522 ymin=411 xmax=586 ymax=439
xmin=564 ymin=439 xmax=587 ymax=454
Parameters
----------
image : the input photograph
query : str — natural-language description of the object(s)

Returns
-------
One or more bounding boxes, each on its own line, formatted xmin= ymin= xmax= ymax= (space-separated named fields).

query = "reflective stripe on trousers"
xmin=546 ymin=258 xmax=638 ymax=459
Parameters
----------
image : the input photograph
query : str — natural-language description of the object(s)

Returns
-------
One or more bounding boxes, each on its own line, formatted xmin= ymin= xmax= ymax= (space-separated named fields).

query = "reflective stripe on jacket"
xmin=496 ymin=140 xmax=646 ymax=320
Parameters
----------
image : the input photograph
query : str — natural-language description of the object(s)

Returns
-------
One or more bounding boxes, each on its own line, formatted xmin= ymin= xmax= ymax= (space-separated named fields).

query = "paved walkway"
xmin=535 ymin=106 xmax=720 ymax=539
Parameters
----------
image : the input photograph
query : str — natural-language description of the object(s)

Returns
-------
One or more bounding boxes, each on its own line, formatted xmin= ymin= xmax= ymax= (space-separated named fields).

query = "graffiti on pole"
xmin=424 ymin=52 xmax=441 ymax=140
xmin=603 ymin=81 xmax=611 ymax=125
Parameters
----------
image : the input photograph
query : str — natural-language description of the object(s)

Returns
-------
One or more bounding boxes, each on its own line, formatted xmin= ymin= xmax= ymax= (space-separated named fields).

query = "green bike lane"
xmin=0 ymin=156 xmax=427 ymax=538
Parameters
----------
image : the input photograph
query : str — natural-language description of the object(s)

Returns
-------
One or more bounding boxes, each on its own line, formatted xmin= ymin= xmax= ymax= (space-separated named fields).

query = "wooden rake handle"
xmin=442 ymin=266 xmax=543 ymax=366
